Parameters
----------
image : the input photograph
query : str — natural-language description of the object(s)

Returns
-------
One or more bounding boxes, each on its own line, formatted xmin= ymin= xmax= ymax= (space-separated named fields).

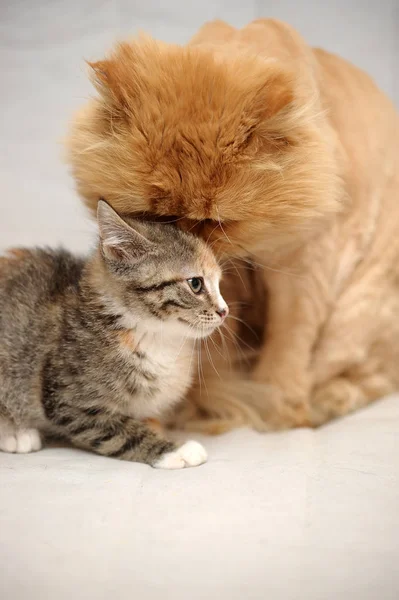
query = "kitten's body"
xmin=0 ymin=203 xmax=227 ymax=466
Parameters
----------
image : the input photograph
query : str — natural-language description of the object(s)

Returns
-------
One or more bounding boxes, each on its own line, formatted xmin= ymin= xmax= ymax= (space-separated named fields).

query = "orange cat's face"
xmin=67 ymin=37 xmax=341 ymax=260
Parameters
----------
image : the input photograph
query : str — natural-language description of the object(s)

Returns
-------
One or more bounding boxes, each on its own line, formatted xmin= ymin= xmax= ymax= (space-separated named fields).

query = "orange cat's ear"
xmin=240 ymin=67 xmax=296 ymax=150
xmin=87 ymin=42 xmax=145 ymax=110
xmin=88 ymin=50 xmax=140 ymax=114
xmin=88 ymin=60 xmax=111 ymax=88
xmin=250 ymin=68 xmax=295 ymax=122
xmin=260 ymin=70 xmax=295 ymax=119
xmin=88 ymin=59 xmax=124 ymax=106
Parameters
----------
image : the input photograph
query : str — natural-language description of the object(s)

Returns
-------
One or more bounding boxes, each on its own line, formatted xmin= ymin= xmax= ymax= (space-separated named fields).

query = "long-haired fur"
xmin=66 ymin=19 xmax=399 ymax=432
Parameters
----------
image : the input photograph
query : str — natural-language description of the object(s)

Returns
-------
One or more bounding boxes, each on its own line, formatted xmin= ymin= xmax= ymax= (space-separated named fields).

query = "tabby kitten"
xmin=0 ymin=201 xmax=228 ymax=468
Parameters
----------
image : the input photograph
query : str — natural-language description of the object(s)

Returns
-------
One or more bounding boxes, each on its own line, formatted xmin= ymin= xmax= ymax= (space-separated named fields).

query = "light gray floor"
xmin=1 ymin=2 xmax=398 ymax=599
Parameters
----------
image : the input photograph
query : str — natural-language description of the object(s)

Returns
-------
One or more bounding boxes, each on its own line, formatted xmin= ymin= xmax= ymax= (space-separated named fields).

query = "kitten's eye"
xmin=187 ymin=277 xmax=203 ymax=294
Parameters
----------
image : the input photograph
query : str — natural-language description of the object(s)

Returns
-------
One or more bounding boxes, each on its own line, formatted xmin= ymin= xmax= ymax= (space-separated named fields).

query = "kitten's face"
xmin=97 ymin=201 xmax=228 ymax=339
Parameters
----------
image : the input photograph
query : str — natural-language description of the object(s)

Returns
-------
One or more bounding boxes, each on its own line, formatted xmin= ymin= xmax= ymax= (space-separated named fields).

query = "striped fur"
xmin=0 ymin=203 xmax=227 ymax=467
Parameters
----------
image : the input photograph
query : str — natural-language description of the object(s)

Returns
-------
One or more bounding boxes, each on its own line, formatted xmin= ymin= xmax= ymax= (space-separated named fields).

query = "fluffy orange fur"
xmin=67 ymin=19 xmax=399 ymax=431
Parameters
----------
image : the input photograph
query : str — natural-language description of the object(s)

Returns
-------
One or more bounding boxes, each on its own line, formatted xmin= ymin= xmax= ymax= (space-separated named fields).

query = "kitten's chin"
xmin=191 ymin=324 xmax=220 ymax=340
xmin=157 ymin=319 xmax=220 ymax=340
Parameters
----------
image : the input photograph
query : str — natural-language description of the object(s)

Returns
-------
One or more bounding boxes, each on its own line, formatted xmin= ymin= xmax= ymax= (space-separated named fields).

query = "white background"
xmin=1 ymin=3 xmax=398 ymax=599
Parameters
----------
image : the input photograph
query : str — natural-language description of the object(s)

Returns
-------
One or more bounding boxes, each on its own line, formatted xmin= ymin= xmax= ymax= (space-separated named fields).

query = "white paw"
xmin=154 ymin=440 xmax=208 ymax=470
xmin=0 ymin=428 xmax=42 ymax=454
xmin=0 ymin=433 xmax=17 ymax=453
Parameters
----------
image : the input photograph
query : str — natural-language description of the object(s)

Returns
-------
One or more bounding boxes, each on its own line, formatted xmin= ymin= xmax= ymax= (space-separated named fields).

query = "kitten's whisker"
xmin=197 ymin=340 xmax=203 ymax=395
xmin=215 ymin=208 xmax=232 ymax=246
xmin=224 ymin=301 xmax=251 ymax=307
xmin=187 ymin=220 xmax=200 ymax=233
xmin=224 ymin=257 xmax=247 ymax=293
xmin=219 ymin=328 xmax=235 ymax=371
xmin=214 ymin=209 xmax=248 ymax=293
xmin=206 ymin=222 xmax=221 ymax=246
xmin=208 ymin=237 xmax=221 ymax=252
xmin=227 ymin=314 xmax=259 ymax=339
xmin=188 ymin=334 xmax=198 ymax=380
xmin=154 ymin=215 xmax=187 ymax=224
xmin=203 ymin=337 xmax=222 ymax=380
xmin=216 ymin=328 xmax=230 ymax=364
xmin=197 ymin=344 xmax=202 ymax=396
xmin=174 ymin=322 xmax=195 ymax=361
xmin=224 ymin=322 xmax=254 ymax=354
xmin=208 ymin=331 xmax=226 ymax=361
xmin=198 ymin=336 xmax=209 ymax=399
xmin=222 ymin=323 xmax=253 ymax=366
xmin=210 ymin=329 xmax=234 ymax=373
xmin=236 ymin=248 xmax=306 ymax=279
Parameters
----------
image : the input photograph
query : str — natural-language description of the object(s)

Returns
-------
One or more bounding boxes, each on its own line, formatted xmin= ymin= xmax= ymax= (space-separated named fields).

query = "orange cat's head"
xmin=67 ymin=36 xmax=341 ymax=258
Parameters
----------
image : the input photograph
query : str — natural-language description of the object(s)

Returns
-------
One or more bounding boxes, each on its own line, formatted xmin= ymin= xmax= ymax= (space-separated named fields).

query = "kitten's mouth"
xmin=178 ymin=318 xmax=219 ymax=338
xmin=194 ymin=321 xmax=222 ymax=338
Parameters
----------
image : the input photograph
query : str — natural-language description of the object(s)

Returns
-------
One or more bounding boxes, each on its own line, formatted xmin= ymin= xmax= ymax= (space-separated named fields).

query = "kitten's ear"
xmin=97 ymin=201 xmax=155 ymax=263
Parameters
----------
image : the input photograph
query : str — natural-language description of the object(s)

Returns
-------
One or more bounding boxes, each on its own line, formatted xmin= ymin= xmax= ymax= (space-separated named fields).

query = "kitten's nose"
xmin=216 ymin=306 xmax=229 ymax=319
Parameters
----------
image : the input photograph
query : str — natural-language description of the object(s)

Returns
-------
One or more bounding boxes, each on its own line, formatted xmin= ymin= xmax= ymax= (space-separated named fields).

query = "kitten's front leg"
xmin=53 ymin=409 xmax=207 ymax=469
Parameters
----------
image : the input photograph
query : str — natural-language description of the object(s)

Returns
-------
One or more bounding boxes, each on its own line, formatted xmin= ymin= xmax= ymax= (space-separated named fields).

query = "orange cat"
xmin=67 ymin=19 xmax=399 ymax=432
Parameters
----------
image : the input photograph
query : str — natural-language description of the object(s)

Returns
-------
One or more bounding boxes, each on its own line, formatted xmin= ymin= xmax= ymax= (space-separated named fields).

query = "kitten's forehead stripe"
xmin=161 ymin=299 xmax=191 ymax=311
xmin=133 ymin=279 xmax=184 ymax=294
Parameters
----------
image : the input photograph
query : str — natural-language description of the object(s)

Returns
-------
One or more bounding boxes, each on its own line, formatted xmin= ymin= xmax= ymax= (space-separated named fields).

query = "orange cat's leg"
xmin=308 ymin=284 xmax=399 ymax=425
xmin=310 ymin=367 xmax=395 ymax=426
xmin=309 ymin=173 xmax=399 ymax=422
xmin=250 ymin=238 xmax=336 ymax=427
xmin=252 ymin=208 xmax=399 ymax=429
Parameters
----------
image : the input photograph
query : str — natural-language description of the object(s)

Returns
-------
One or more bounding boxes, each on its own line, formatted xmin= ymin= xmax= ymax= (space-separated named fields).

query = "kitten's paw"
xmin=153 ymin=441 xmax=208 ymax=469
xmin=0 ymin=428 xmax=42 ymax=454
xmin=16 ymin=429 xmax=42 ymax=453
xmin=0 ymin=433 xmax=17 ymax=453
